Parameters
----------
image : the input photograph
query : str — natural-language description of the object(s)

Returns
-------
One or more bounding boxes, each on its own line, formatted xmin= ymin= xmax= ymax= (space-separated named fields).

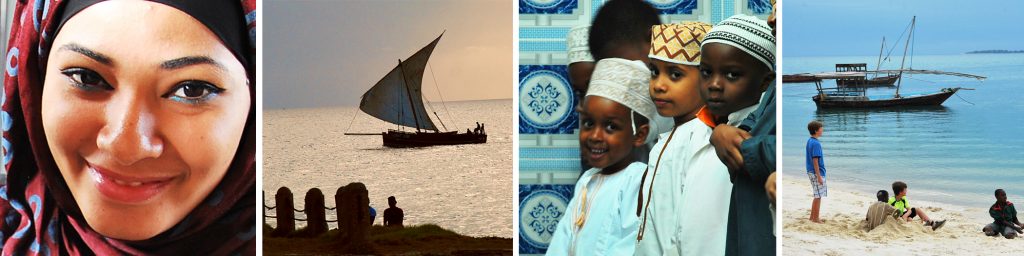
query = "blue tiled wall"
xmin=517 ymin=0 xmax=770 ymax=254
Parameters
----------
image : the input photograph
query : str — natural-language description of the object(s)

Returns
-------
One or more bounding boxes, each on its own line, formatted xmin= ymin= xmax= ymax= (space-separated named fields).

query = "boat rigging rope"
xmin=428 ymin=62 xmax=459 ymax=131
xmin=345 ymin=108 xmax=360 ymax=134
xmin=884 ymin=21 xmax=914 ymax=62
xmin=955 ymin=93 xmax=975 ymax=105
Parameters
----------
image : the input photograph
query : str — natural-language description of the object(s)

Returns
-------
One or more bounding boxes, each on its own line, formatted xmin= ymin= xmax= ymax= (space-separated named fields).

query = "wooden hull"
xmin=382 ymin=130 xmax=487 ymax=148
xmin=782 ymin=74 xmax=821 ymax=83
xmin=813 ymin=88 xmax=958 ymax=108
xmin=836 ymin=75 xmax=900 ymax=87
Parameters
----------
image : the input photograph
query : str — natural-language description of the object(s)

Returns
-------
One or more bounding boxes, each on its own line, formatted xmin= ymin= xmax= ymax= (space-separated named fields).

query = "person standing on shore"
xmin=806 ymin=121 xmax=826 ymax=223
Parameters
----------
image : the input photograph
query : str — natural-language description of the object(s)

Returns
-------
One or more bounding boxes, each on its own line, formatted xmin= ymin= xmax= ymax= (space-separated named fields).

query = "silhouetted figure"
xmin=369 ymin=206 xmax=377 ymax=225
xmin=480 ymin=123 xmax=485 ymax=134
xmin=383 ymin=196 xmax=404 ymax=227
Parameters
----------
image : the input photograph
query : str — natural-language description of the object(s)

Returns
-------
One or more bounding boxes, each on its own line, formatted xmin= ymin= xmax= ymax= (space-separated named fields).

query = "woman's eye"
xmin=166 ymin=80 xmax=224 ymax=104
xmin=61 ymin=68 xmax=112 ymax=91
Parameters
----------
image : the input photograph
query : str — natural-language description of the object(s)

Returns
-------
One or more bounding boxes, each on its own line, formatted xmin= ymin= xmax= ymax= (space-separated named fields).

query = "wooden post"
xmin=335 ymin=183 xmax=370 ymax=248
xmin=271 ymin=187 xmax=295 ymax=237
xmin=304 ymin=188 xmax=328 ymax=237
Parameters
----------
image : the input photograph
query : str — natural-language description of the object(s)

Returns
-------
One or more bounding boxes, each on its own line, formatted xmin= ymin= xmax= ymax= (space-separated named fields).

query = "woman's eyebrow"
xmin=161 ymin=56 xmax=225 ymax=71
xmin=58 ymin=43 xmax=113 ymax=66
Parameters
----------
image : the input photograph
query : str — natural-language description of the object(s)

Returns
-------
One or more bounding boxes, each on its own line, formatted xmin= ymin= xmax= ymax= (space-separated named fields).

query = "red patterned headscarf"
xmin=1 ymin=0 xmax=257 ymax=254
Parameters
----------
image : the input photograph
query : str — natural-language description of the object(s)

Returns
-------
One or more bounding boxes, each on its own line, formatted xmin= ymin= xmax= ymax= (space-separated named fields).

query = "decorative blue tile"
xmin=725 ymin=0 xmax=736 ymax=18
xmin=520 ymin=147 xmax=580 ymax=159
xmin=520 ymin=0 xmax=579 ymax=14
xmin=520 ymin=159 xmax=582 ymax=172
xmin=646 ymin=0 xmax=698 ymax=15
xmin=519 ymin=184 xmax=575 ymax=254
xmin=712 ymin=0 xmax=723 ymax=24
xmin=519 ymin=41 xmax=568 ymax=52
xmin=520 ymin=27 xmax=571 ymax=39
xmin=519 ymin=65 xmax=578 ymax=134
xmin=747 ymin=0 xmax=771 ymax=14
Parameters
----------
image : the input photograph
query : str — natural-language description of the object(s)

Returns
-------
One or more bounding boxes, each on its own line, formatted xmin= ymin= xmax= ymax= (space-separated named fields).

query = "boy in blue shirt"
xmin=806 ymin=120 xmax=825 ymax=223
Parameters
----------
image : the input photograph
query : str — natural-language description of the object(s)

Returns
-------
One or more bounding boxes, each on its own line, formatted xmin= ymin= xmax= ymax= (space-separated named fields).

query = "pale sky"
xmin=784 ymin=0 xmax=1024 ymax=57
xmin=264 ymin=0 xmax=513 ymax=109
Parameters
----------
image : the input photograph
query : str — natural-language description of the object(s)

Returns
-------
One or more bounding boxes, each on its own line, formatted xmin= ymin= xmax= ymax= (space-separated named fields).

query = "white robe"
xmin=635 ymin=104 xmax=759 ymax=256
xmin=546 ymin=162 xmax=646 ymax=256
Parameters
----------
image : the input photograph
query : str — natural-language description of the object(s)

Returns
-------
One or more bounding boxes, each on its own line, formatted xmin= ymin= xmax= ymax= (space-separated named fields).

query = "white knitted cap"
xmin=702 ymin=14 xmax=776 ymax=71
xmin=586 ymin=58 xmax=672 ymax=144
xmin=567 ymin=25 xmax=595 ymax=64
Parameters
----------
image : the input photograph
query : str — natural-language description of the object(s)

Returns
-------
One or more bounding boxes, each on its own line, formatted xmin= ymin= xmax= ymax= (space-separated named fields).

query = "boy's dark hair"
xmin=589 ymin=0 xmax=661 ymax=60
xmin=632 ymin=111 xmax=650 ymax=127
xmin=996 ymin=189 xmax=1006 ymax=197
xmin=808 ymin=120 xmax=823 ymax=135
xmin=892 ymin=181 xmax=908 ymax=196
xmin=876 ymin=190 xmax=889 ymax=202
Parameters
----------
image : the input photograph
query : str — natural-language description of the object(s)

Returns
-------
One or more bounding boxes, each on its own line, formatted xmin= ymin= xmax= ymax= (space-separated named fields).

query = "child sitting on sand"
xmin=546 ymin=58 xmax=662 ymax=255
xmin=983 ymin=189 xmax=1023 ymax=239
xmin=866 ymin=190 xmax=895 ymax=230
xmin=889 ymin=181 xmax=947 ymax=230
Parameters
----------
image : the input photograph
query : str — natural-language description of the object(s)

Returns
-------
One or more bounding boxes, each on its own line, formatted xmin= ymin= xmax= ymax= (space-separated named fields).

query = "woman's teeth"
xmin=112 ymin=179 xmax=144 ymax=187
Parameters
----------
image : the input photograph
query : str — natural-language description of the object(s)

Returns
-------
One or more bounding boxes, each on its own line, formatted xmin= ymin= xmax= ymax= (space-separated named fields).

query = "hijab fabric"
xmin=1 ymin=0 xmax=257 ymax=254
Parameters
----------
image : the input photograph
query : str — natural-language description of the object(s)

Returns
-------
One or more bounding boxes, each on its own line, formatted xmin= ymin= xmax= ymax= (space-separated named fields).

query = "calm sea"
xmin=263 ymin=99 xmax=512 ymax=238
xmin=782 ymin=54 xmax=1024 ymax=207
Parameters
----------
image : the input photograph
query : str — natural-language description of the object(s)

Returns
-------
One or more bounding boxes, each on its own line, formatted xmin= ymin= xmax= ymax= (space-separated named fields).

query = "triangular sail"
xmin=359 ymin=33 xmax=443 ymax=131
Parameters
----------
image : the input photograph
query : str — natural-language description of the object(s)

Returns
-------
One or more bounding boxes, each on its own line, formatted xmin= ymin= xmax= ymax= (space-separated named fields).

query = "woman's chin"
xmin=77 ymin=195 xmax=180 ymax=241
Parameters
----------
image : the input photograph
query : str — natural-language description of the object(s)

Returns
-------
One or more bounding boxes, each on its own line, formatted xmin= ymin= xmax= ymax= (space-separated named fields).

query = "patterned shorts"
xmin=807 ymin=172 xmax=827 ymax=198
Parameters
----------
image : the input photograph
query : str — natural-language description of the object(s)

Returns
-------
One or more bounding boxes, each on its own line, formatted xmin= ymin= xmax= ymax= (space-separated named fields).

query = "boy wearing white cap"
xmin=636 ymin=21 xmax=734 ymax=256
xmin=546 ymin=58 xmax=672 ymax=256
xmin=698 ymin=14 xmax=777 ymax=255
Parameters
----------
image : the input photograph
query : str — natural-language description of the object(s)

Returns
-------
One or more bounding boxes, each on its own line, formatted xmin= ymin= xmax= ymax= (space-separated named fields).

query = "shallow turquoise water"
xmin=782 ymin=54 xmax=1024 ymax=207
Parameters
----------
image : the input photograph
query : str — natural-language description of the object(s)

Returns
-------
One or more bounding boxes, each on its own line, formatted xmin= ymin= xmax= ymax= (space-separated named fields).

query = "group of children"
xmin=809 ymin=122 xmax=1024 ymax=240
xmin=546 ymin=0 xmax=777 ymax=255
xmin=861 ymin=181 xmax=947 ymax=231
xmin=807 ymin=121 xmax=948 ymax=232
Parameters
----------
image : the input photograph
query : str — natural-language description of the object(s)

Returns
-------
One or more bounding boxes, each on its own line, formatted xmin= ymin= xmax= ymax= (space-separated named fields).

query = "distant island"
xmin=965 ymin=50 xmax=1024 ymax=54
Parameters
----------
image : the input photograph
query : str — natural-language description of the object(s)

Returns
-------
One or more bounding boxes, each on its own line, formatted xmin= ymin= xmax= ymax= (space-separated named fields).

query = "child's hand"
xmin=710 ymin=124 xmax=752 ymax=175
xmin=765 ymin=172 xmax=777 ymax=205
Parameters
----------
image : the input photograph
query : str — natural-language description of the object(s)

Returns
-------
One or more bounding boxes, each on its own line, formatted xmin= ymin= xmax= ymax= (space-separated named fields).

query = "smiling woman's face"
xmin=40 ymin=1 xmax=250 ymax=241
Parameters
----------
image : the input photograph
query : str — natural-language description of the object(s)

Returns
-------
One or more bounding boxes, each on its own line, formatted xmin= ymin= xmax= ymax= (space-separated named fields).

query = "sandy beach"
xmin=781 ymin=174 xmax=1022 ymax=255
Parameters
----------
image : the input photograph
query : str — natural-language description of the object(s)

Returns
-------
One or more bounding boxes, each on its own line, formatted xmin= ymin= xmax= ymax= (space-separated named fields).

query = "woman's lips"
xmin=88 ymin=165 xmax=175 ymax=204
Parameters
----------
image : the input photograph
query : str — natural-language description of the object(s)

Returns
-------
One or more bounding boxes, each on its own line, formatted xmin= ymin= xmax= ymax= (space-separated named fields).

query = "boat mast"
xmin=398 ymin=59 xmax=423 ymax=132
xmin=895 ymin=16 xmax=915 ymax=98
xmin=875 ymin=37 xmax=885 ymax=78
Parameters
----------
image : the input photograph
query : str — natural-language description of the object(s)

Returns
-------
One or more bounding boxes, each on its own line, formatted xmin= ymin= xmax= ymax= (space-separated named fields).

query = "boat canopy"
xmin=793 ymin=69 xmax=986 ymax=81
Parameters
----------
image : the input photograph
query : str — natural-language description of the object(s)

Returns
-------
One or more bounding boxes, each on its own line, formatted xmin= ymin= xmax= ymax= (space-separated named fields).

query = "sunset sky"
xmin=264 ymin=0 xmax=513 ymax=108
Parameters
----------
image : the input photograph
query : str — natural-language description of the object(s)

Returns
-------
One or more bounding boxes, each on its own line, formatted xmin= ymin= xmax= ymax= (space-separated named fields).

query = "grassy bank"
xmin=263 ymin=224 xmax=512 ymax=255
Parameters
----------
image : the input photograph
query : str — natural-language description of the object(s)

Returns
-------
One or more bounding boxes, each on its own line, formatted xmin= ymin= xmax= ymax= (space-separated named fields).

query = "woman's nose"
xmin=96 ymin=93 xmax=164 ymax=166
